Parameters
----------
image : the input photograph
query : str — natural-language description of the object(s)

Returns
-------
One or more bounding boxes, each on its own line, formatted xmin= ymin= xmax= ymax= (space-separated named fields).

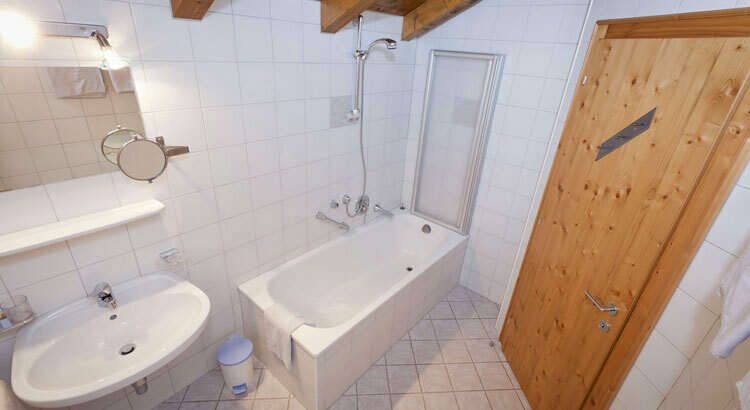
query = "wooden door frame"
xmin=499 ymin=8 xmax=750 ymax=409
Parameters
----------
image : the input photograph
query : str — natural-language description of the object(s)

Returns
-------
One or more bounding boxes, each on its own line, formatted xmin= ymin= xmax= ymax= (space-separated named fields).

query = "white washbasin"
xmin=11 ymin=273 xmax=211 ymax=408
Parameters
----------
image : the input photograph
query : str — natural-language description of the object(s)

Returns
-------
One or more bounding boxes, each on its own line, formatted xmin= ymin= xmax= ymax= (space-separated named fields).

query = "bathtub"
xmin=239 ymin=212 xmax=467 ymax=409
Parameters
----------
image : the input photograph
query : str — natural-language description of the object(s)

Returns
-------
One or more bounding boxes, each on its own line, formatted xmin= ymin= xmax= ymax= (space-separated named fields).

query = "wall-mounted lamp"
xmin=92 ymin=31 xmax=127 ymax=70
xmin=0 ymin=10 xmax=126 ymax=70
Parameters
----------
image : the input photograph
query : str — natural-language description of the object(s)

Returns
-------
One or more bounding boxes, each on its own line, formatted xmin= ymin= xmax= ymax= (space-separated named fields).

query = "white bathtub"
xmin=239 ymin=212 xmax=467 ymax=409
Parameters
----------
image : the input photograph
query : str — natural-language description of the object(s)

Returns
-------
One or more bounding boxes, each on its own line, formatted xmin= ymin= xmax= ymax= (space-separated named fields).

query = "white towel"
xmin=711 ymin=244 xmax=750 ymax=358
xmin=264 ymin=303 xmax=305 ymax=369
xmin=46 ymin=67 xmax=106 ymax=98
xmin=107 ymin=67 xmax=134 ymax=94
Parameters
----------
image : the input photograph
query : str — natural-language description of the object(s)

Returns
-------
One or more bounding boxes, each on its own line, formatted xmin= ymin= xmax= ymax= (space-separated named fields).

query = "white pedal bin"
xmin=217 ymin=335 xmax=254 ymax=396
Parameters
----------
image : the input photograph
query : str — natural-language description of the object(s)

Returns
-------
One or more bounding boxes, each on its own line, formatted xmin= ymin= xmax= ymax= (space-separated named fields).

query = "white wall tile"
xmin=132 ymin=4 xmax=193 ymax=61
xmin=189 ymin=13 xmax=237 ymax=62
xmin=67 ymin=226 xmax=133 ymax=268
xmin=234 ymin=16 xmax=273 ymax=62
xmin=707 ymin=186 xmax=750 ymax=256
xmin=77 ymin=251 xmax=140 ymax=292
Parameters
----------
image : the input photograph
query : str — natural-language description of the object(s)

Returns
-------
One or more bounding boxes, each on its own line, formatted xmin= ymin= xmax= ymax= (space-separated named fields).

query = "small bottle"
xmin=0 ymin=309 xmax=11 ymax=329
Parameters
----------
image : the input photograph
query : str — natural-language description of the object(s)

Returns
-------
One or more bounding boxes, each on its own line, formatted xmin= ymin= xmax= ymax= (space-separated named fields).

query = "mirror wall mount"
xmin=101 ymin=126 xmax=189 ymax=183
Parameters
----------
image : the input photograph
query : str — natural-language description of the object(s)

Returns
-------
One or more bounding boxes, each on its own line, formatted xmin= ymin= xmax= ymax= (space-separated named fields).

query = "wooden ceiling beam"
xmin=369 ymin=0 xmax=426 ymax=16
xmin=170 ymin=0 xmax=214 ymax=19
xmin=402 ymin=0 xmax=480 ymax=40
xmin=321 ymin=0 xmax=381 ymax=33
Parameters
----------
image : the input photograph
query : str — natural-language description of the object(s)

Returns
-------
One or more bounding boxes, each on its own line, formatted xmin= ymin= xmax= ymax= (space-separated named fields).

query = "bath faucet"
xmin=92 ymin=282 xmax=117 ymax=309
xmin=316 ymin=211 xmax=350 ymax=231
xmin=373 ymin=204 xmax=393 ymax=217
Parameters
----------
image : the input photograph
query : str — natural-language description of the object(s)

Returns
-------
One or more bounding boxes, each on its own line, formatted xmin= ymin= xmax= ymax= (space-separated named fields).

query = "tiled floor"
xmin=156 ymin=286 xmax=530 ymax=410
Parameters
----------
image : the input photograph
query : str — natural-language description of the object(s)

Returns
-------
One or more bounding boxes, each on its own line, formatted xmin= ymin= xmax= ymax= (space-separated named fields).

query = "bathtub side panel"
xmin=240 ymin=293 xmax=319 ymax=409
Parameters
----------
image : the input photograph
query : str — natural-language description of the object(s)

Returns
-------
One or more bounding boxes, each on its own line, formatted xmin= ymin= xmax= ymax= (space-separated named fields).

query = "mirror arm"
xmin=155 ymin=137 xmax=190 ymax=157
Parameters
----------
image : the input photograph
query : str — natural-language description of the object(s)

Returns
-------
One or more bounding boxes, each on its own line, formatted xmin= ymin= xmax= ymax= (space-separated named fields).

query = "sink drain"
xmin=119 ymin=343 xmax=136 ymax=356
xmin=406 ymin=266 xmax=414 ymax=272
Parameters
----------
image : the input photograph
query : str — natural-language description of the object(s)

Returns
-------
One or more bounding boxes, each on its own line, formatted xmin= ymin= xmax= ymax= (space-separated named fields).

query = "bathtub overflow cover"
xmin=422 ymin=224 xmax=431 ymax=234
xmin=119 ymin=343 xmax=136 ymax=356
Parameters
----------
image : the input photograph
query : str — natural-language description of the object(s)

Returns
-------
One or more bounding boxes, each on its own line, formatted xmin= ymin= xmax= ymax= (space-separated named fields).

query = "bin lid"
xmin=217 ymin=335 xmax=254 ymax=366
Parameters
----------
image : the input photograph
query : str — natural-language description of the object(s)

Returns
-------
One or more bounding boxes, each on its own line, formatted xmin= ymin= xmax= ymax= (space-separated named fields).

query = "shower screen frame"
xmin=411 ymin=50 xmax=504 ymax=235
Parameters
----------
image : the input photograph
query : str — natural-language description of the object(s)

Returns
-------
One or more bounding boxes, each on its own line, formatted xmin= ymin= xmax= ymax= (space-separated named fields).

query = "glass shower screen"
xmin=412 ymin=50 xmax=503 ymax=234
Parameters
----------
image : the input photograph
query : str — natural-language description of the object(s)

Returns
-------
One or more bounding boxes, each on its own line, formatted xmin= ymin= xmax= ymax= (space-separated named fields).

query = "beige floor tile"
xmin=412 ymin=341 xmax=443 ymax=364
xmin=216 ymin=400 xmax=252 ymax=410
xmin=473 ymin=301 xmax=500 ymax=319
xmin=502 ymin=363 xmax=520 ymax=389
xmin=329 ymin=395 xmax=357 ymax=410
xmin=183 ymin=370 xmax=224 ymax=402
xmin=485 ymin=390 xmax=524 ymax=410
xmin=358 ymin=394 xmax=392 ymax=410
xmin=428 ymin=302 xmax=455 ymax=320
xmin=387 ymin=341 xmax=416 ymax=365
xmin=423 ymin=392 xmax=459 ymax=410
xmin=388 ymin=365 xmax=421 ymax=394
xmin=410 ymin=320 xmax=437 ymax=340
xmin=155 ymin=404 xmax=180 ymax=410
xmin=358 ymin=365 xmax=390 ymax=395
xmin=289 ymin=398 xmax=305 ymax=410
xmin=343 ymin=383 xmax=356 ymax=396
xmin=457 ymin=319 xmax=489 ymax=339
xmin=251 ymin=398 xmax=288 ymax=410
xmin=255 ymin=370 xmax=290 ymax=399
xmin=466 ymin=289 xmax=488 ymax=303
xmin=178 ymin=403 xmax=217 ymax=410
xmin=439 ymin=341 xmax=471 ymax=363
xmin=475 ymin=363 xmax=513 ymax=390
xmin=433 ymin=320 xmax=462 ymax=340
xmin=165 ymin=388 xmax=187 ymax=403
xmin=454 ymin=391 xmax=491 ymax=410
xmin=465 ymin=340 xmax=501 ymax=363
xmin=417 ymin=364 xmax=453 ymax=393
xmin=444 ymin=287 xmax=469 ymax=302
xmin=391 ymin=394 xmax=426 ymax=410
xmin=445 ymin=364 xmax=482 ymax=391
xmin=449 ymin=302 xmax=478 ymax=319
xmin=481 ymin=319 xmax=499 ymax=339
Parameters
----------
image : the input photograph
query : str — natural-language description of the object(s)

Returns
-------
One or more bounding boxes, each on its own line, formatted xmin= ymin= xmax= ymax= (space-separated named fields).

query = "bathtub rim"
xmin=237 ymin=211 xmax=467 ymax=358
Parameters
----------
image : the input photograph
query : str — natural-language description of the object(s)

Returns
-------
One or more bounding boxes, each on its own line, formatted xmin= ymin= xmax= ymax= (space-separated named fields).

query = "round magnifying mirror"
xmin=101 ymin=126 xmax=141 ymax=165
xmin=117 ymin=138 xmax=168 ymax=182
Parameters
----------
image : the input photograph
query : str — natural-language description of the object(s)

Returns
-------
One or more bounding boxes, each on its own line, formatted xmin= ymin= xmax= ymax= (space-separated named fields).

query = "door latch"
xmin=584 ymin=290 xmax=618 ymax=316
xmin=598 ymin=319 xmax=610 ymax=333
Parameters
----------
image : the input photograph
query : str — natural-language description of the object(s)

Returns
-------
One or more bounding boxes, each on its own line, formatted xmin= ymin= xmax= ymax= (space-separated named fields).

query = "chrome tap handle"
xmin=94 ymin=282 xmax=112 ymax=299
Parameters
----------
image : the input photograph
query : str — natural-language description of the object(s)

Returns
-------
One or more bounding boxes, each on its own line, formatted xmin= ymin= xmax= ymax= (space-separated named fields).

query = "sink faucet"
xmin=373 ymin=204 xmax=394 ymax=217
xmin=93 ymin=282 xmax=117 ymax=309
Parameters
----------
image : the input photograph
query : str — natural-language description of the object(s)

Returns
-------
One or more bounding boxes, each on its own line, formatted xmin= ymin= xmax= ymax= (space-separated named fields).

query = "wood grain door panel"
xmin=500 ymin=33 xmax=750 ymax=409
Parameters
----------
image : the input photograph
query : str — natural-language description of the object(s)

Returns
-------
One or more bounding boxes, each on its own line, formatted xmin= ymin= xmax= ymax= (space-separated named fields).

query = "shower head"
xmin=366 ymin=38 xmax=397 ymax=52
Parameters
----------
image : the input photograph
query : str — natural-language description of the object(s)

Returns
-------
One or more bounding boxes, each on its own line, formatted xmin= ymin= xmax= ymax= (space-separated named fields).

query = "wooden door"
xmin=499 ymin=19 xmax=750 ymax=410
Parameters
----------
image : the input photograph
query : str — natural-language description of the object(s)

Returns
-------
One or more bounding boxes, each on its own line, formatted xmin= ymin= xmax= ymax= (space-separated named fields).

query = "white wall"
xmin=0 ymin=1 xmax=415 ymax=409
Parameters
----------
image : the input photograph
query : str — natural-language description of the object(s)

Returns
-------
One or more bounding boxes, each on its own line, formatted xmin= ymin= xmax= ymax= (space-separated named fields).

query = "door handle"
xmin=584 ymin=291 xmax=618 ymax=316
